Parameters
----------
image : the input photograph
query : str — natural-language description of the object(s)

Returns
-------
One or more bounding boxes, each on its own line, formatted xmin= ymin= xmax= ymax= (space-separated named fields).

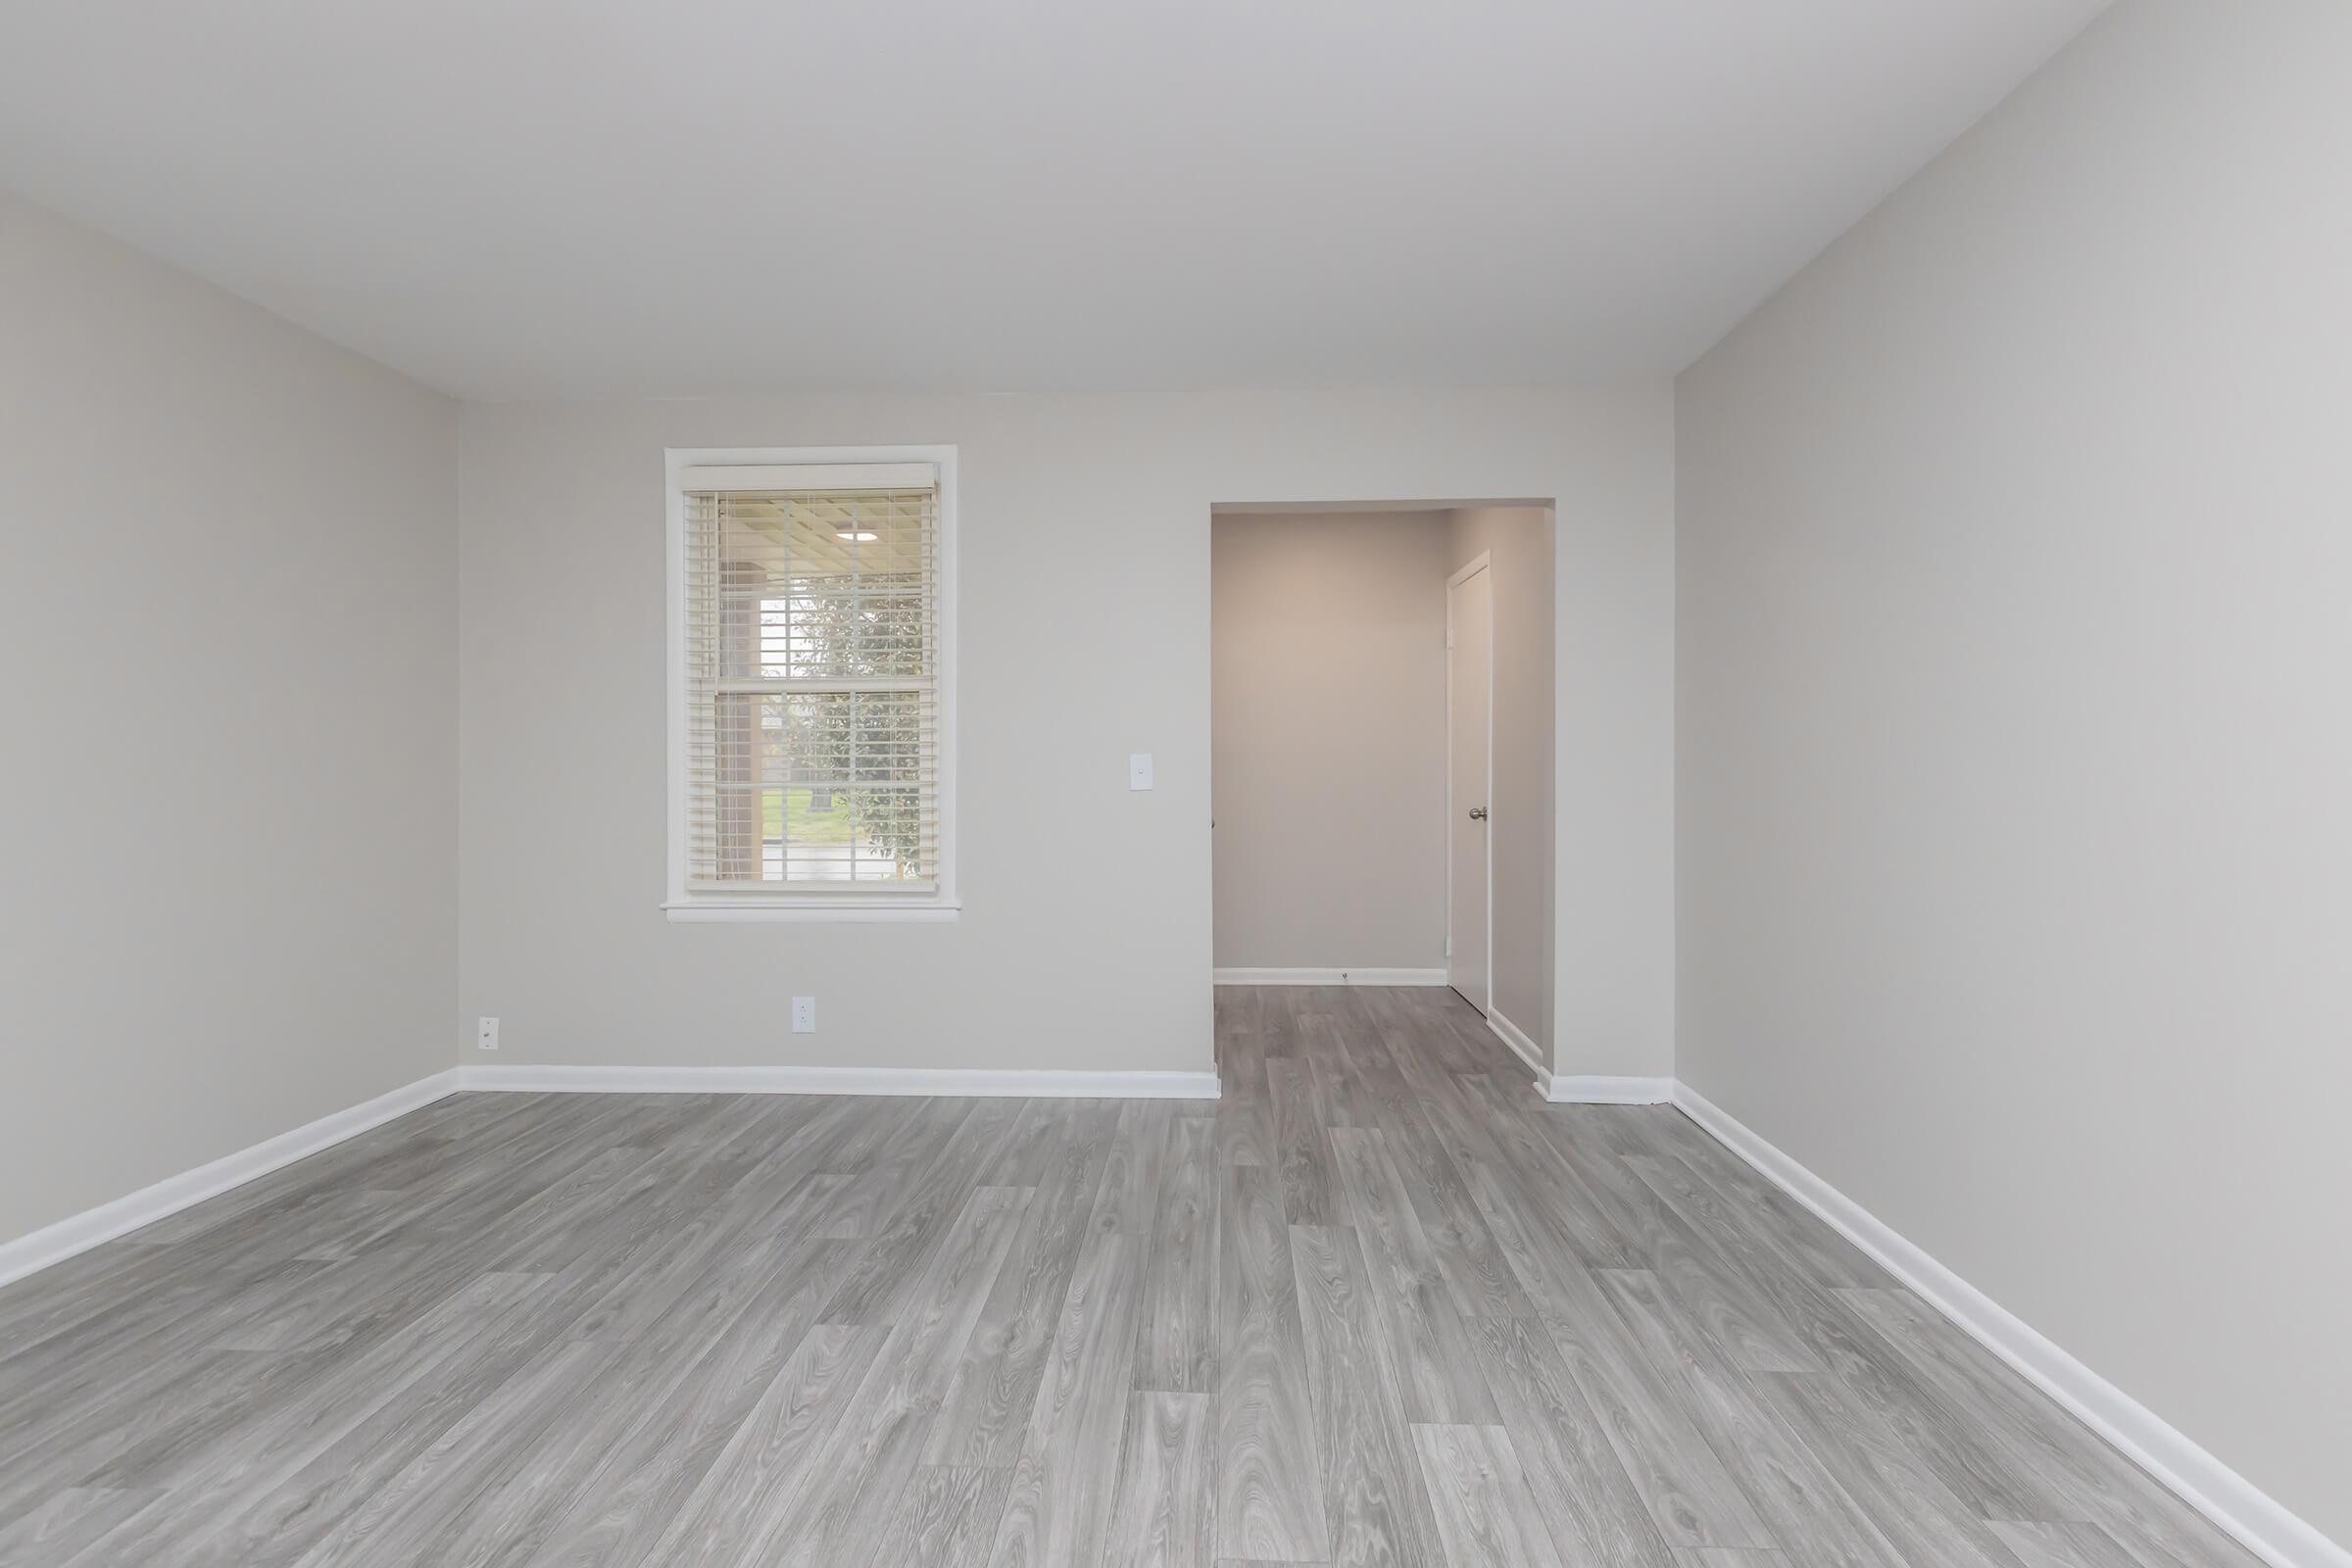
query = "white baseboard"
xmin=1546 ymin=1074 xmax=1674 ymax=1104
xmin=0 ymin=1068 xmax=462 ymax=1291
xmin=1212 ymin=966 xmax=1448 ymax=987
xmin=1485 ymin=1010 xmax=1548 ymax=1092
xmin=459 ymin=1064 xmax=1221 ymax=1100
xmin=0 ymin=1058 xmax=1214 ymax=1292
xmin=1672 ymin=1081 xmax=2349 ymax=1568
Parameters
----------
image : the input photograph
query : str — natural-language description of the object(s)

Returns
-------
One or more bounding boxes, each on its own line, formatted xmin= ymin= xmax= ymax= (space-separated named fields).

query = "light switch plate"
xmin=1129 ymin=753 xmax=1154 ymax=791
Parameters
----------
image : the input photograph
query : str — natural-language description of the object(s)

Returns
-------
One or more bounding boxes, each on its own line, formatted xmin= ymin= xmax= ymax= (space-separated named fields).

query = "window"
xmin=665 ymin=448 xmax=956 ymax=919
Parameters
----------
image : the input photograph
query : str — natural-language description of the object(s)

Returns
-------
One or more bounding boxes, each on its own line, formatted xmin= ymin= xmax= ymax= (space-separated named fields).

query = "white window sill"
xmin=662 ymin=901 xmax=961 ymax=924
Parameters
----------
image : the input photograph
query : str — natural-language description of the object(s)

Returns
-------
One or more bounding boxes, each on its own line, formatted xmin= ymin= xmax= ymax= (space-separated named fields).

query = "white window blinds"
xmin=681 ymin=464 xmax=941 ymax=892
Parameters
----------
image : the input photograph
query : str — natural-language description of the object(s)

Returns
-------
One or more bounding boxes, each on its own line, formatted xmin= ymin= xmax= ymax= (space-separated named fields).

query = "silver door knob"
xmin=1467 ymin=807 xmax=1488 ymax=820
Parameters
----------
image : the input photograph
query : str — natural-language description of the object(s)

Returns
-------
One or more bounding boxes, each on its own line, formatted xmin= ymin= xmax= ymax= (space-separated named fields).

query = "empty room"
xmin=0 ymin=3 xmax=2343 ymax=1567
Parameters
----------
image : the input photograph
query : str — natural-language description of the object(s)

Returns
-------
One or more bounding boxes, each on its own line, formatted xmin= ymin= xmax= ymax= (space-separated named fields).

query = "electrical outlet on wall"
xmin=791 ymin=997 xmax=816 ymax=1034
xmin=476 ymin=1016 xmax=500 ymax=1052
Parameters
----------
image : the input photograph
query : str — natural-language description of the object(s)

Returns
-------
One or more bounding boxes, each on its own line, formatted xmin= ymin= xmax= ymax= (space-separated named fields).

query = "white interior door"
xmin=1447 ymin=560 xmax=1492 ymax=1013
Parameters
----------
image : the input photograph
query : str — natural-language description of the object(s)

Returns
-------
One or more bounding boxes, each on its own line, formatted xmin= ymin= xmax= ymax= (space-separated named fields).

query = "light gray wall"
xmin=1446 ymin=507 xmax=1554 ymax=1048
xmin=1211 ymin=511 xmax=1450 ymax=973
xmin=459 ymin=387 xmax=1675 ymax=1081
xmin=0 ymin=187 xmax=459 ymax=1247
xmin=1676 ymin=0 xmax=2352 ymax=1546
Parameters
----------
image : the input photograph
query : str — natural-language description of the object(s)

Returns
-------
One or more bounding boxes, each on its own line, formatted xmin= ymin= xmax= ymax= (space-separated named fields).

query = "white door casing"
xmin=1446 ymin=555 xmax=1493 ymax=1013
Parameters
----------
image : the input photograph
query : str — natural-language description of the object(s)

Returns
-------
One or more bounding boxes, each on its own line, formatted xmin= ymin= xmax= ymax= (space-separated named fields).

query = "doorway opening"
xmin=1209 ymin=501 xmax=1555 ymax=1082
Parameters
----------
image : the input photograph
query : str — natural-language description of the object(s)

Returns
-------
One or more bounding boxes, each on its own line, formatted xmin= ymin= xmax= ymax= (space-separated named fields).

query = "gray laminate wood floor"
xmin=0 ymin=987 xmax=2259 ymax=1567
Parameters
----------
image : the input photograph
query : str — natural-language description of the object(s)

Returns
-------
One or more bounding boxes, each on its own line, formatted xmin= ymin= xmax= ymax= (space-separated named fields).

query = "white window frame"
xmin=662 ymin=444 xmax=958 ymax=922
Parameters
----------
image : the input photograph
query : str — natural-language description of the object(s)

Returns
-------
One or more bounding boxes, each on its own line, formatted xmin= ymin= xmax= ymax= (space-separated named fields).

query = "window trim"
xmin=662 ymin=443 xmax=958 ymax=922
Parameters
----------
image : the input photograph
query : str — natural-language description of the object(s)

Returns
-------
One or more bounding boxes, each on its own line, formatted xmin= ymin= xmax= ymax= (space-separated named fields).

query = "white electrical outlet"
xmin=1129 ymin=752 xmax=1154 ymax=791
xmin=476 ymin=1016 xmax=500 ymax=1052
xmin=791 ymin=996 xmax=816 ymax=1034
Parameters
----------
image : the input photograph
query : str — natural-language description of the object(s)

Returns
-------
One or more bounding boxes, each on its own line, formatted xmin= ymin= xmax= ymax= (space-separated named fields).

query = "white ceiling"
xmin=0 ymin=1 xmax=2106 ymax=402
